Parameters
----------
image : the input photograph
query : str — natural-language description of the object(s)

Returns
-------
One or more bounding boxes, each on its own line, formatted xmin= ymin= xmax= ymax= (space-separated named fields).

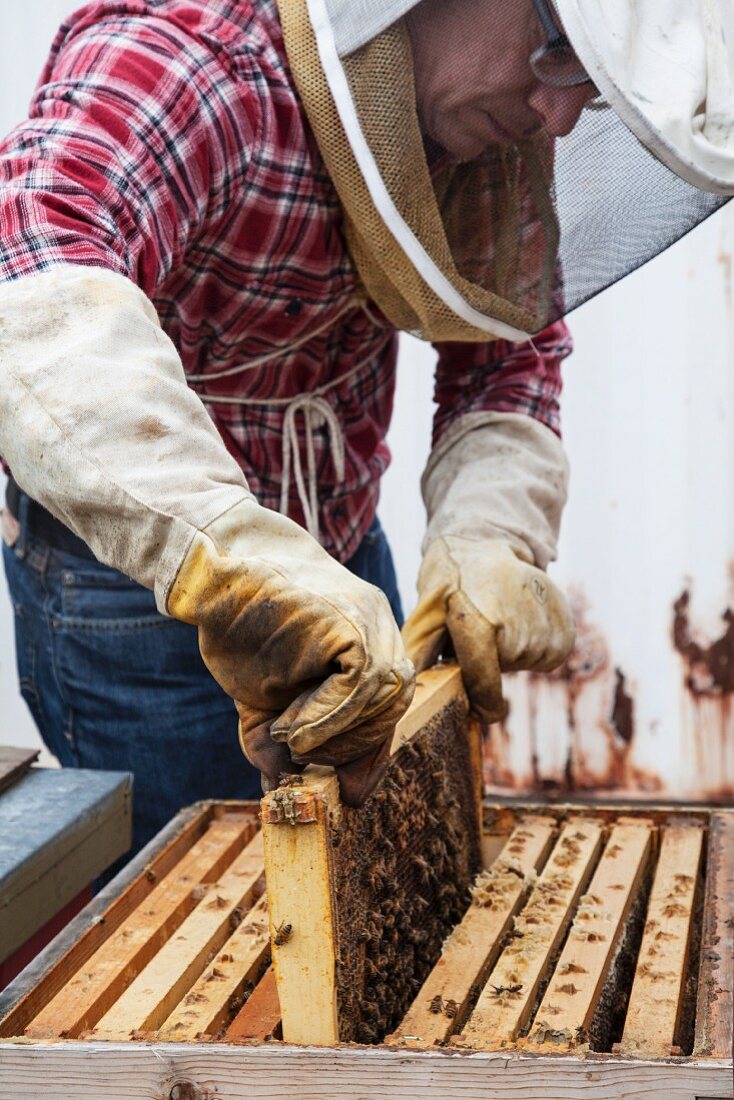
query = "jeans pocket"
xmin=58 ymin=557 xmax=163 ymax=628
xmin=14 ymin=615 xmax=45 ymax=734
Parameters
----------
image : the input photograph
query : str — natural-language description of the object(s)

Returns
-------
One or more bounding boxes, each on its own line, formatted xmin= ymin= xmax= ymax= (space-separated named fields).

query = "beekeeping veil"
xmin=276 ymin=0 xmax=733 ymax=341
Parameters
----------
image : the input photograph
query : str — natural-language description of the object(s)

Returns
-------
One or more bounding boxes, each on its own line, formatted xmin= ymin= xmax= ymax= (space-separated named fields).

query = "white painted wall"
xmin=2 ymin=6 xmax=734 ymax=798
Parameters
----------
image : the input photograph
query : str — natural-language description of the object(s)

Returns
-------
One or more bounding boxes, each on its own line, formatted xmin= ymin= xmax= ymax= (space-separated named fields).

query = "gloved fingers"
xmin=238 ymin=713 xmax=299 ymax=793
xmin=289 ymin=669 xmax=414 ymax=767
xmin=274 ymin=643 xmax=415 ymax=758
xmin=534 ymin=607 xmax=576 ymax=671
xmin=239 ymin=696 xmax=394 ymax=807
xmin=496 ymin=581 xmax=576 ymax=673
xmin=401 ymin=588 xmax=451 ymax=672
xmin=447 ymin=589 xmax=507 ymax=725
xmin=335 ymin=737 xmax=392 ymax=807
xmin=286 ymin=638 xmax=413 ymax=765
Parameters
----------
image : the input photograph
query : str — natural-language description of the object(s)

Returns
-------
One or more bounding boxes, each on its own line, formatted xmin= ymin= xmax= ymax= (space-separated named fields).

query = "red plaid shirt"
xmin=0 ymin=0 xmax=572 ymax=562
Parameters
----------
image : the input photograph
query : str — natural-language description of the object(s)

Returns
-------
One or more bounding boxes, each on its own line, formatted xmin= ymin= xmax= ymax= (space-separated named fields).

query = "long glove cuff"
xmin=421 ymin=411 xmax=569 ymax=571
xmin=0 ymin=265 xmax=252 ymax=611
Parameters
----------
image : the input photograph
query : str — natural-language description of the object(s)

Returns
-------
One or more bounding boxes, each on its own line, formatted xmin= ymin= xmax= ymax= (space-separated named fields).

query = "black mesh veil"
xmin=551 ymin=104 xmax=726 ymax=320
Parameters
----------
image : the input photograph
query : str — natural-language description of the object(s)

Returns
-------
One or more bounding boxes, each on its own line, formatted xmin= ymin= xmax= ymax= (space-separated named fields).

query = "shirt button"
xmin=285 ymin=298 xmax=302 ymax=317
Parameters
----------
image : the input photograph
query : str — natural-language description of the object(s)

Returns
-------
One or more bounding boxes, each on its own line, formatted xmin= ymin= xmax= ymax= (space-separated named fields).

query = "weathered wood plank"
xmin=0 ymin=1041 xmax=730 ymax=1100
xmin=226 ymin=966 xmax=281 ymax=1042
xmin=619 ymin=824 xmax=704 ymax=1057
xmin=391 ymin=816 xmax=557 ymax=1049
xmin=458 ymin=817 xmax=604 ymax=1051
xmin=24 ymin=815 xmax=254 ymax=1039
xmin=524 ymin=818 xmax=654 ymax=1052
xmin=157 ymin=894 xmax=270 ymax=1040
xmin=0 ymin=746 xmax=38 ymax=797
xmin=262 ymin=771 xmax=340 ymax=1047
xmin=92 ymin=832 xmax=265 ymax=1039
xmin=695 ymin=811 xmax=734 ymax=1058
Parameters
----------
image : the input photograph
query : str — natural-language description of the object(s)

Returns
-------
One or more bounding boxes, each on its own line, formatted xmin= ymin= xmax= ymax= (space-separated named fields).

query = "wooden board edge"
xmin=617 ymin=825 xmax=704 ymax=1058
xmin=0 ymin=747 xmax=39 ymax=797
xmin=262 ymin=776 xmax=340 ymax=1046
xmin=0 ymin=1040 xmax=731 ymax=1100
xmin=391 ymin=664 xmax=466 ymax=751
xmin=694 ymin=811 xmax=734 ymax=1059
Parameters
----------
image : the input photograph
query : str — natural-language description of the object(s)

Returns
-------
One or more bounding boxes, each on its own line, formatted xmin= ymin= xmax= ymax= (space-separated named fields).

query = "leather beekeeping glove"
xmin=168 ymin=500 xmax=414 ymax=805
xmin=402 ymin=412 xmax=575 ymax=724
xmin=0 ymin=266 xmax=413 ymax=804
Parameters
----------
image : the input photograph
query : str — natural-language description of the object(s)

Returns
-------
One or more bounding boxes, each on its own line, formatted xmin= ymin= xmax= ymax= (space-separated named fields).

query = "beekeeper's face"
xmin=406 ymin=0 xmax=595 ymax=160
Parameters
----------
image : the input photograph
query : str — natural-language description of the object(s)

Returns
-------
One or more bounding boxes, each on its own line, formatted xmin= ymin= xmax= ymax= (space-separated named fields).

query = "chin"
xmin=429 ymin=123 xmax=485 ymax=162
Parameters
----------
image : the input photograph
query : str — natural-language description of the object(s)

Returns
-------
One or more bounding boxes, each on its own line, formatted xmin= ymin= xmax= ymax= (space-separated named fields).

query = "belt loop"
xmin=14 ymin=489 xmax=30 ymax=560
xmin=12 ymin=488 xmax=51 ymax=573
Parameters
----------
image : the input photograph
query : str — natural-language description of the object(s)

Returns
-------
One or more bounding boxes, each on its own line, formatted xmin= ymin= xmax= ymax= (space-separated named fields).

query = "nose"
xmin=527 ymin=82 xmax=594 ymax=137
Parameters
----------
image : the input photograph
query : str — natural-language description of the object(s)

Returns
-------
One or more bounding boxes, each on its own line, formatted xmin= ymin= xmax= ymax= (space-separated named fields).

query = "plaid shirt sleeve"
xmin=431 ymin=318 xmax=573 ymax=446
xmin=0 ymin=2 xmax=256 ymax=291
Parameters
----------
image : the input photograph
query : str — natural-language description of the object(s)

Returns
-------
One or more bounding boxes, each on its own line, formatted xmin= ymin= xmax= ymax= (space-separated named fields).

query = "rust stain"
xmin=672 ymin=585 xmax=734 ymax=800
xmin=485 ymin=581 xmax=734 ymax=799
xmin=673 ymin=589 xmax=734 ymax=696
xmin=484 ymin=588 xmax=661 ymax=796
xmin=610 ymin=669 xmax=634 ymax=745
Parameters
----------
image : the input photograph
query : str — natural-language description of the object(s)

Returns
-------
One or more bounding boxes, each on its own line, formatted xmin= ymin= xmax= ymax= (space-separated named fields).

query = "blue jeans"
xmin=3 ymin=499 xmax=403 ymax=860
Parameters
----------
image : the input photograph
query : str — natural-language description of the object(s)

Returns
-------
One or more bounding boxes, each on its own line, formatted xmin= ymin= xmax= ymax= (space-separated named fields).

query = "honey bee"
xmin=429 ymin=994 xmax=444 ymax=1014
xmin=443 ymin=999 xmax=459 ymax=1019
xmin=490 ymin=983 xmax=523 ymax=996
xmin=412 ymin=855 xmax=433 ymax=883
xmin=273 ymin=921 xmax=293 ymax=946
xmin=278 ymin=773 xmax=304 ymax=787
xmin=364 ymin=867 xmax=384 ymax=892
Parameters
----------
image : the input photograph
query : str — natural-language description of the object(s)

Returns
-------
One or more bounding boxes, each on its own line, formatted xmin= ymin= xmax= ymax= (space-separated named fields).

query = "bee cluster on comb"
xmin=331 ymin=692 xmax=482 ymax=1042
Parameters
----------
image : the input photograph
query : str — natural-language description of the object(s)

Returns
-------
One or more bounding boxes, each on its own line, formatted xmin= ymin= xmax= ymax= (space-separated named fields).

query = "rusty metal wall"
xmin=486 ymin=204 xmax=734 ymax=802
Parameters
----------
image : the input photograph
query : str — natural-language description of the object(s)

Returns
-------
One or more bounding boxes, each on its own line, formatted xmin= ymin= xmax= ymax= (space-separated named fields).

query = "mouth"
xmin=426 ymin=105 xmax=531 ymax=163
xmin=483 ymin=112 xmax=517 ymax=143
xmin=485 ymin=108 xmax=543 ymax=145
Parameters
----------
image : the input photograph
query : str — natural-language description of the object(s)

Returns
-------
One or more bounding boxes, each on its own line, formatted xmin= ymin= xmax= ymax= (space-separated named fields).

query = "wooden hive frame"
xmin=261 ymin=663 xmax=484 ymax=1046
xmin=0 ymin=669 xmax=732 ymax=1100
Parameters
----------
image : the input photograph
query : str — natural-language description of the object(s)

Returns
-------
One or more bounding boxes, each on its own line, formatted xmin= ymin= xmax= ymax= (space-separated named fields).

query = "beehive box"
xmin=0 ymin=667 xmax=732 ymax=1100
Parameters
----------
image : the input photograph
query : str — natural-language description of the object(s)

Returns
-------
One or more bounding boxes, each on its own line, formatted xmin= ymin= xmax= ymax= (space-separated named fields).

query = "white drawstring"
xmin=280 ymin=394 xmax=346 ymax=539
xmin=198 ymin=328 xmax=391 ymax=542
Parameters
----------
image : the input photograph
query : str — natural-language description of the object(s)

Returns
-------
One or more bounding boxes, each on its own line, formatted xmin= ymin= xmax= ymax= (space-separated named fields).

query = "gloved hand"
xmin=168 ymin=500 xmax=414 ymax=805
xmin=403 ymin=410 xmax=575 ymax=722
xmin=0 ymin=266 xmax=413 ymax=805
xmin=403 ymin=536 xmax=573 ymax=723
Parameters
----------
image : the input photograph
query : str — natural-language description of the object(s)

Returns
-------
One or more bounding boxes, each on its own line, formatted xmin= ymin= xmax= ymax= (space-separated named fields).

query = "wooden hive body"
xmin=0 ymin=667 xmax=732 ymax=1100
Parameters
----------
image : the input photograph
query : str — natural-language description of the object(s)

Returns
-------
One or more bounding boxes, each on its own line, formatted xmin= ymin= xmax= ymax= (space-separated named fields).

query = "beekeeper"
xmin=0 ymin=0 xmax=729 ymax=852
